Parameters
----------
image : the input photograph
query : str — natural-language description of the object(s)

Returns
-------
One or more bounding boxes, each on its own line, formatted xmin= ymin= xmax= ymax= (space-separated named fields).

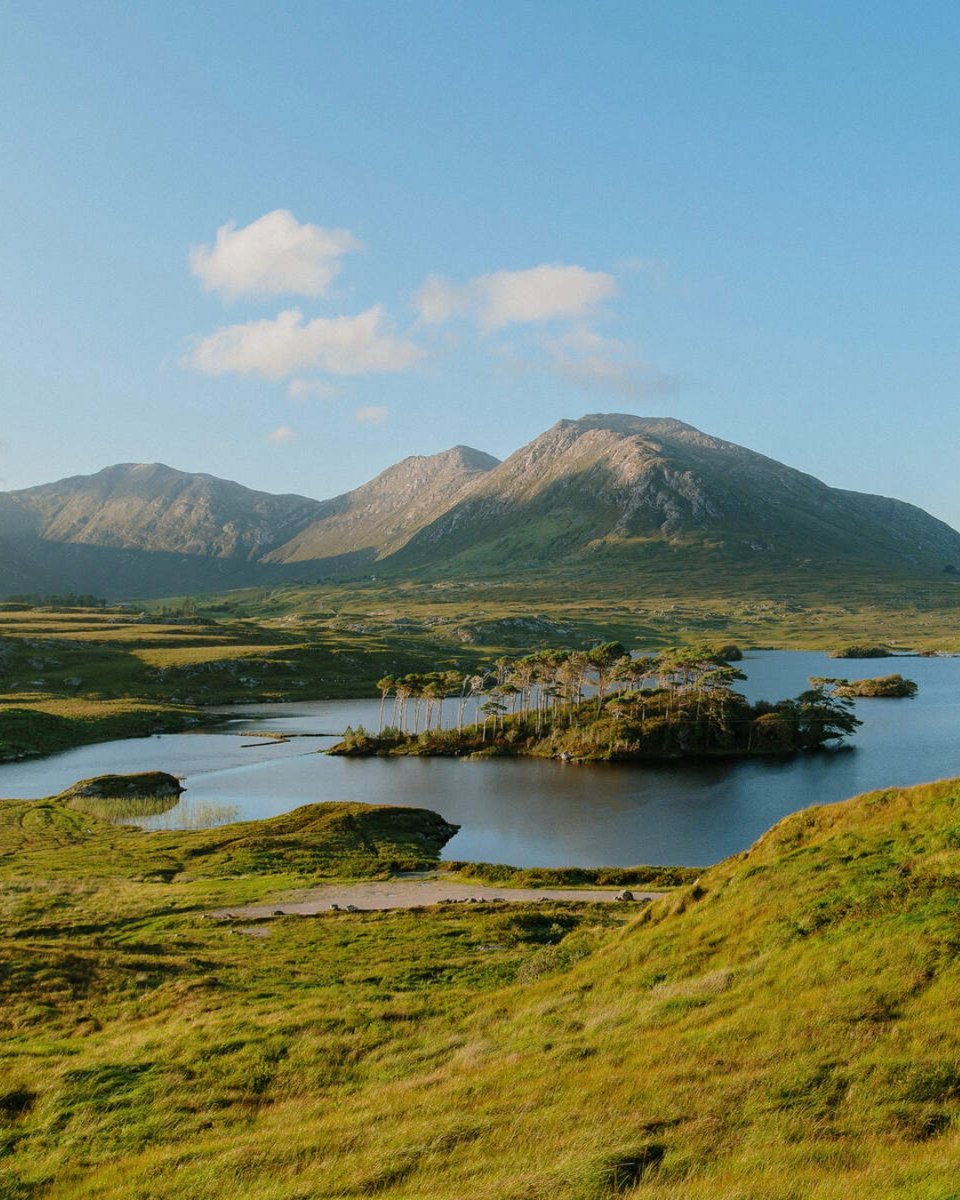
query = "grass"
xmin=442 ymin=860 xmax=700 ymax=889
xmin=4 ymin=773 xmax=960 ymax=1195
xmin=0 ymin=699 xmax=205 ymax=761
xmin=209 ymin=567 xmax=960 ymax=655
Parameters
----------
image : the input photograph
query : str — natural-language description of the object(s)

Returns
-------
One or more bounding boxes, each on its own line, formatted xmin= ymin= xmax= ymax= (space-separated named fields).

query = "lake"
xmin=1 ymin=651 xmax=958 ymax=867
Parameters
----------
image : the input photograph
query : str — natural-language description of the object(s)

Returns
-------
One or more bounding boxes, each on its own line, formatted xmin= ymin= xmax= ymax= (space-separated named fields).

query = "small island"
xmin=826 ymin=673 xmax=919 ymax=699
xmin=827 ymin=644 xmax=894 ymax=659
xmin=56 ymin=771 xmax=186 ymax=821
xmin=329 ymin=645 xmax=861 ymax=762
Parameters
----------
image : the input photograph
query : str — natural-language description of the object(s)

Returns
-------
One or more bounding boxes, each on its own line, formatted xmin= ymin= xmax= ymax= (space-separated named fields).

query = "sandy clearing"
xmin=210 ymin=879 xmax=666 ymax=918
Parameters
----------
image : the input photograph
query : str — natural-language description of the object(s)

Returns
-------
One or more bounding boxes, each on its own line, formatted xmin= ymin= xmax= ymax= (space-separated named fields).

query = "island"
xmin=827 ymin=673 xmax=919 ymax=699
xmin=329 ymin=645 xmax=861 ymax=761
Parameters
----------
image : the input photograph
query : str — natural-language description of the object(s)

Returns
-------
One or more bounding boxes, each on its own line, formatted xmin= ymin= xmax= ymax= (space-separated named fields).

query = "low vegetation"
xmin=828 ymin=643 xmax=895 ymax=658
xmin=0 ymin=699 xmax=205 ymax=762
xmin=4 ymin=772 xmax=960 ymax=1196
xmin=442 ymin=860 xmax=700 ymax=889
xmin=0 ymin=601 xmax=492 ymax=761
xmin=831 ymin=673 xmax=919 ymax=699
xmin=0 ymin=580 xmax=955 ymax=763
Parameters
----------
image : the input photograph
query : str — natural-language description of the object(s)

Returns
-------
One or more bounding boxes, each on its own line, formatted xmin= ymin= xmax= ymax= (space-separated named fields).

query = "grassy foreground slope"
xmin=4 ymin=778 xmax=960 ymax=1197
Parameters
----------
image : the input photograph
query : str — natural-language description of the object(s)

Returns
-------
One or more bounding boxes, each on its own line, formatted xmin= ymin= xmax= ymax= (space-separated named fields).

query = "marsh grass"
xmin=136 ymin=800 xmax=240 ymax=829
xmin=65 ymin=793 xmax=182 ymax=822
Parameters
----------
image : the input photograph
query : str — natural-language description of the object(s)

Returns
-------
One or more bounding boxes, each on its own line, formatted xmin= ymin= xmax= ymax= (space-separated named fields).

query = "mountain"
xmin=0 ymin=448 xmax=500 ymax=596
xmin=4 ymin=462 xmax=325 ymax=559
xmin=264 ymin=445 xmax=499 ymax=564
xmin=1 ymin=415 xmax=958 ymax=598
xmin=395 ymin=414 xmax=960 ymax=574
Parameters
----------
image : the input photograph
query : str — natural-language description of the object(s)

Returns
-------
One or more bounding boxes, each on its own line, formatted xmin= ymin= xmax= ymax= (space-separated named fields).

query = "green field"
xmin=3 ymin=771 xmax=960 ymax=1197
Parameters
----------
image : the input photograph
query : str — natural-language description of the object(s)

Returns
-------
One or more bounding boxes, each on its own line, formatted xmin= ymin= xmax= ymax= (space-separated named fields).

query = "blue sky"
xmin=2 ymin=1 xmax=959 ymax=527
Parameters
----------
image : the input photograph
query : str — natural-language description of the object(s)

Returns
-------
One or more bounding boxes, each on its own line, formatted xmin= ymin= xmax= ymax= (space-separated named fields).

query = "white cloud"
xmin=414 ymin=264 xmax=618 ymax=330
xmin=184 ymin=306 xmax=423 ymax=379
xmin=354 ymin=405 xmax=388 ymax=425
xmin=541 ymin=327 xmax=680 ymax=399
xmin=267 ymin=425 xmax=297 ymax=444
xmin=414 ymin=275 xmax=467 ymax=324
xmin=189 ymin=210 xmax=360 ymax=300
xmin=288 ymin=378 xmax=338 ymax=400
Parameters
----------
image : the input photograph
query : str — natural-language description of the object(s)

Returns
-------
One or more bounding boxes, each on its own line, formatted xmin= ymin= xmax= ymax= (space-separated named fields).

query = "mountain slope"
xmin=1 ymin=415 xmax=958 ymax=598
xmin=265 ymin=445 xmax=499 ymax=563
xmin=395 ymin=414 xmax=960 ymax=574
xmin=6 ymin=463 xmax=325 ymax=560
xmin=0 ymin=447 xmax=498 ymax=595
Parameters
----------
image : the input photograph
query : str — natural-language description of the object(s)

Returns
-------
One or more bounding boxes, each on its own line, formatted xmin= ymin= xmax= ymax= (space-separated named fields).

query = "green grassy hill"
xmin=3 ymin=774 xmax=960 ymax=1197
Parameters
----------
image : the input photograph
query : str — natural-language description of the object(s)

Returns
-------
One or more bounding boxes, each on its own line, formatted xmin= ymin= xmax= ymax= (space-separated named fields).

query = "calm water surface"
xmin=2 ymin=652 xmax=958 ymax=867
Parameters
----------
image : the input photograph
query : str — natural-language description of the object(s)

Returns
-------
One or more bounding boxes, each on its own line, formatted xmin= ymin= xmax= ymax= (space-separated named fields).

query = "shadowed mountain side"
xmin=0 ymin=534 xmax=63 ymax=594
xmin=0 ymin=492 xmax=42 ymax=539
xmin=0 ymin=540 xmax=375 ymax=599
xmin=264 ymin=445 xmax=500 ymax=563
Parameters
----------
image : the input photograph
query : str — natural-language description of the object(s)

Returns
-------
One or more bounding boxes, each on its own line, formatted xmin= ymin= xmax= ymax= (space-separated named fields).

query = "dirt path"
xmin=210 ymin=878 xmax=666 ymax=918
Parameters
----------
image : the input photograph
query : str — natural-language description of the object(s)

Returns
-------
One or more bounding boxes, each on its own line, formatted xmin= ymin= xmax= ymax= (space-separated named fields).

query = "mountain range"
xmin=2 ymin=414 xmax=958 ymax=598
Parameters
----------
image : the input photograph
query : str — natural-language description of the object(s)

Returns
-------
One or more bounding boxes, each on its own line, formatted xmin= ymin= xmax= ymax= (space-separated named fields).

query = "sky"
xmin=2 ymin=1 xmax=960 ymax=527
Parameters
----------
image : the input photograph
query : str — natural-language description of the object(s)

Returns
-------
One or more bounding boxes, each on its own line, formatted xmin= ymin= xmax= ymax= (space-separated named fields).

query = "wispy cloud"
xmin=499 ymin=326 xmax=681 ymax=400
xmin=267 ymin=425 xmax=297 ymax=444
xmin=288 ymin=378 xmax=338 ymax=400
xmin=415 ymin=264 xmax=618 ymax=330
xmin=184 ymin=307 xmax=423 ymax=380
xmin=353 ymin=405 xmax=388 ymax=425
xmin=189 ymin=210 xmax=360 ymax=300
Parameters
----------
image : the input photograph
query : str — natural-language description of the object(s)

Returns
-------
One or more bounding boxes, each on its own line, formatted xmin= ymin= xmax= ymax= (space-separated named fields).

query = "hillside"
xmin=264 ymin=444 xmax=500 ymax=563
xmin=3 ymin=776 xmax=960 ymax=1196
xmin=396 ymin=414 xmax=960 ymax=575
xmin=2 ymin=414 xmax=959 ymax=598
xmin=4 ymin=462 xmax=325 ymax=557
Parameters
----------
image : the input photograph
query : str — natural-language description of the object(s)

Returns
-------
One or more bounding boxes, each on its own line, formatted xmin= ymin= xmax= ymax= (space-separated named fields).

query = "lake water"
xmin=2 ymin=651 xmax=959 ymax=867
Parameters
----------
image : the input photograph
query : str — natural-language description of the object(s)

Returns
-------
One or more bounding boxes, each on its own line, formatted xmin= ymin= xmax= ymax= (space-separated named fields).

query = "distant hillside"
xmin=0 ymin=449 xmax=498 ymax=595
xmin=1 ymin=415 xmax=958 ymax=598
xmin=264 ymin=445 xmax=500 ymax=564
xmin=6 ymin=462 xmax=325 ymax=559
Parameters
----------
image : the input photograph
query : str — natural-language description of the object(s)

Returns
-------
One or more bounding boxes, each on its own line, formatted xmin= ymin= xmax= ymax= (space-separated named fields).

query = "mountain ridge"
xmin=1 ymin=414 xmax=957 ymax=597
